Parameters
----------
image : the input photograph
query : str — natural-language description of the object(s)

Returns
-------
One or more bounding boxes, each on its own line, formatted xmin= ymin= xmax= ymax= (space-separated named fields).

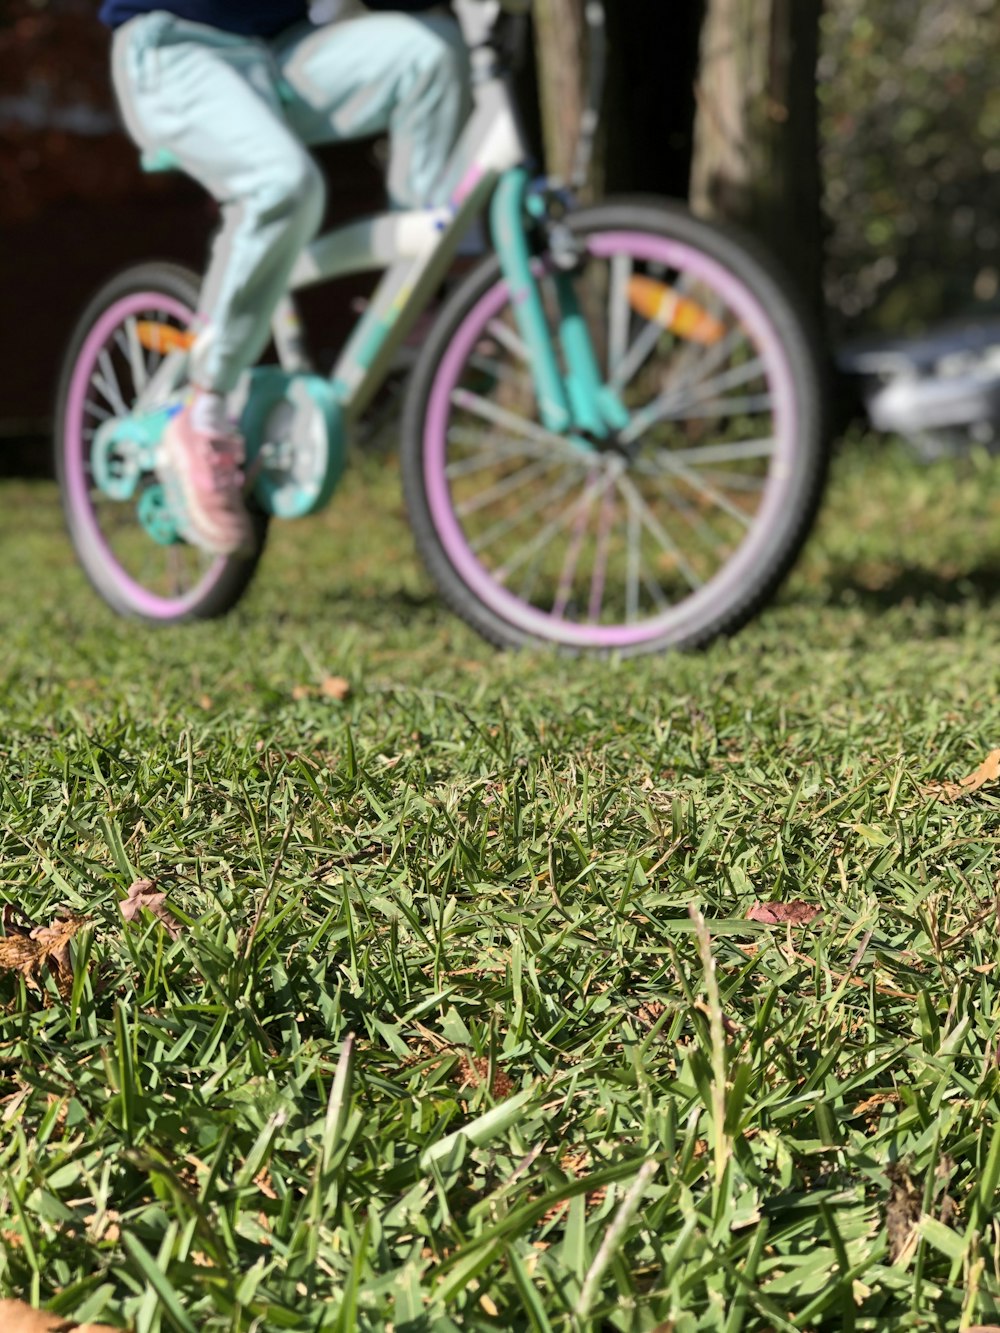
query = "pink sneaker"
xmin=160 ymin=403 xmax=254 ymax=557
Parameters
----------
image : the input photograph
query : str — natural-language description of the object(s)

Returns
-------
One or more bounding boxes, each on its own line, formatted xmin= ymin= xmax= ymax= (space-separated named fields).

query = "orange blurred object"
xmin=627 ymin=276 xmax=725 ymax=345
xmin=135 ymin=321 xmax=197 ymax=354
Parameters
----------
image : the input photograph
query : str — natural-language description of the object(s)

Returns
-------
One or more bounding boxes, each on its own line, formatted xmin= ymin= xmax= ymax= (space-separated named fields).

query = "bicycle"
xmin=55 ymin=0 xmax=829 ymax=654
xmin=839 ymin=318 xmax=1000 ymax=460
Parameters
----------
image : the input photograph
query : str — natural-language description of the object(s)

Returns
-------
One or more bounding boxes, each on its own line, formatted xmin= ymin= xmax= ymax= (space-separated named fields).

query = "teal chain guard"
xmin=240 ymin=368 xmax=345 ymax=519
xmin=90 ymin=370 xmax=344 ymax=523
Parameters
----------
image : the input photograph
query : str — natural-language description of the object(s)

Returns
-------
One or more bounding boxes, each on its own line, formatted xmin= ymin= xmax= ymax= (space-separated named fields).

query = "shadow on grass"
xmin=263 ymin=582 xmax=442 ymax=633
xmin=822 ymin=561 xmax=1000 ymax=612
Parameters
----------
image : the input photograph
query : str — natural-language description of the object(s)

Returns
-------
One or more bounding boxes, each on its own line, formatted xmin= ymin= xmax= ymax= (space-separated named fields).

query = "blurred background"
xmin=0 ymin=0 xmax=693 ymax=465
xmin=3 ymin=0 xmax=1000 ymax=465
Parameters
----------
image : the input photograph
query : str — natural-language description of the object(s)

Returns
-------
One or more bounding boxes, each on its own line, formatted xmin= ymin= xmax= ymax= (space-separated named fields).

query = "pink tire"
xmin=55 ymin=263 xmax=267 ymax=623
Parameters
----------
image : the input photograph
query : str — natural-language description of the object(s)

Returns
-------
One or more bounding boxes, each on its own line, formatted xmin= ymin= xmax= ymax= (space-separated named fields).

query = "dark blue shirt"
xmin=99 ymin=0 xmax=443 ymax=37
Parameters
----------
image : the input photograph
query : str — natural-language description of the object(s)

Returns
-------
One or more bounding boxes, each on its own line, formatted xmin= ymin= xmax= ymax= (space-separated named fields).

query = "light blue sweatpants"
xmin=111 ymin=8 xmax=471 ymax=393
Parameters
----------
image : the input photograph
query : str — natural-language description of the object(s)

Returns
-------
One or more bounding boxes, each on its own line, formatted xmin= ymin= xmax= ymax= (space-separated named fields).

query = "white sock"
xmin=190 ymin=389 xmax=229 ymax=437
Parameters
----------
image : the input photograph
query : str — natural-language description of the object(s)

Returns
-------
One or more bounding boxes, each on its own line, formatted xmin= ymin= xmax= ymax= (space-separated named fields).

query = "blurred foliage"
xmin=821 ymin=0 xmax=1000 ymax=334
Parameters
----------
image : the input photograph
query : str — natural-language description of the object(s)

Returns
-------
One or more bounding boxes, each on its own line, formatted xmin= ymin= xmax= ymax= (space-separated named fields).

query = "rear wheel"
xmin=55 ymin=262 xmax=267 ymax=623
xmin=402 ymin=199 xmax=828 ymax=653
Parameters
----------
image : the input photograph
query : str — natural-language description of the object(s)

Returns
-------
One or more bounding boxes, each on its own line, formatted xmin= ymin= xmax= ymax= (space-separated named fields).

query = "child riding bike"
xmin=101 ymin=0 xmax=473 ymax=554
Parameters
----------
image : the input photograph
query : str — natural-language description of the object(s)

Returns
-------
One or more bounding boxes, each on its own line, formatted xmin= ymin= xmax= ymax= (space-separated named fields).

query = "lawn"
xmin=3 ymin=435 xmax=1000 ymax=1331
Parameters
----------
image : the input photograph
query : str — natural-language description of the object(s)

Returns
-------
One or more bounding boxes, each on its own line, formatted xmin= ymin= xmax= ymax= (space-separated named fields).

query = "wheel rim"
xmin=63 ymin=290 xmax=227 ymax=618
xmin=422 ymin=230 xmax=802 ymax=649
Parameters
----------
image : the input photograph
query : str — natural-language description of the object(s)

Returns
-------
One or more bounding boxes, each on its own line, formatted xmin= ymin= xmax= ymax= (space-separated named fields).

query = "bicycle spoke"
xmin=612 ymin=314 xmax=667 ymax=392
xmin=623 ymin=355 xmax=767 ymax=443
xmin=495 ymin=470 xmax=612 ymax=584
xmin=680 ymin=354 xmax=767 ymax=403
xmin=144 ymin=307 xmax=170 ymax=378
xmin=94 ymin=348 xmax=130 ymax=418
xmin=607 ymin=253 xmax=633 ymax=380
xmin=170 ymin=543 xmax=198 ymax=597
xmin=616 ymin=473 xmax=702 ymax=591
xmin=658 ymin=394 xmax=774 ymax=423
xmin=612 ymin=269 xmax=697 ymax=390
xmin=645 ymin=471 xmax=734 ymax=555
xmin=662 ymin=457 xmax=754 ymax=529
xmin=471 ymin=468 xmax=584 ymax=555
xmin=551 ymin=471 xmax=600 ymax=619
xmin=446 ymin=428 xmax=585 ymax=477
xmin=587 ymin=476 xmax=617 ymax=622
xmin=467 ymin=353 xmax=532 ymax=390
xmin=625 ymin=498 xmax=640 ymax=623
xmin=485 ymin=318 xmax=529 ymax=362
xmin=697 ymin=469 xmax=766 ymax=494
xmin=455 ymin=455 xmax=562 ymax=517
xmin=452 ymin=388 xmax=586 ymax=461
xmin=640 ymin=559 xmax=671 ymax=611
xmin=122 ymin=317 xmax=149 ymax=396
xmin=139 ymin=347 xmax=189 ymax=412
xmin=635 ymin=436 xmax=776 ymax=469
xmin=660 ymin=323 xmax=748 ymax=405
xmin=84 ymin=399 xmax=113 ymax=423
xmin=627 ymin=507 xmax=673 ymax=614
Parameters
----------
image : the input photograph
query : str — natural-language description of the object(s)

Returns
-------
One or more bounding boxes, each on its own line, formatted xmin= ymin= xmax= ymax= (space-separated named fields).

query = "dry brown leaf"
xmin=31 ymin=915 xmax=89 ymax=978
xmin=119 ymin=880 xmax=182 ymax=939
xmin=0 ymin=934 xmax=44 ymax=978
xmin=254 ymin=1167 xmax=278 ymax=1201
xmin=746 ymin=900 xmax=821 ymax=926
xmin=320 ymin=675 xmax=351 ymax=701
xmin=927 ymin=748 xmax=1000 ymax=802
xmin=0 ymin=1301 xmax=122 ymax=1332
xmin=956 ymin=748 xmax=1000 ymax=793
xmin=854 ymin=1090 xmax=900 ymax=1117
xmin=0 ymin=911 xmax=89 ymax=998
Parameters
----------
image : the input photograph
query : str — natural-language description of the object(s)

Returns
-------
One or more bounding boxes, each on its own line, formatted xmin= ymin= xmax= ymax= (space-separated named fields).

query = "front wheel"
xmin=401 ymin=198 xmax=829 ymax=653
xmin=55 ymin=262 xmax=268 ymax=624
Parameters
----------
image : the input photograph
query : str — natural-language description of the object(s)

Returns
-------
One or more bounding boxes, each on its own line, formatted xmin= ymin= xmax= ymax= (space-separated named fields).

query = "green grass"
xmin=4 ymin=436 xmax=1000 ymax=1330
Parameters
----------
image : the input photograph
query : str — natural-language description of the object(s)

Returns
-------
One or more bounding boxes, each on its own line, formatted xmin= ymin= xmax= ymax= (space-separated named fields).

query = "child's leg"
xmin=274 ymin=10 xmax=472 ymax=209
xmin=111 ymin=15 xmax=327 ymax=395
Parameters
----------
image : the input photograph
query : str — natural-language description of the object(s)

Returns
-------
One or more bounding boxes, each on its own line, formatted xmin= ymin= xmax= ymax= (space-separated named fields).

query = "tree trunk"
xmin=603 ymin=0 xmax=704 ymax=199
xmin=532 ymin=0 xmax=589 ymax=190
xmin=690 ymin=0 xmax=824 ymax=315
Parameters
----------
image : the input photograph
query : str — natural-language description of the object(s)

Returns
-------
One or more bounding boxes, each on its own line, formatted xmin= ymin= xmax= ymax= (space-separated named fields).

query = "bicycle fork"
xmin=490 ymin=166 xmax=629 ymax=442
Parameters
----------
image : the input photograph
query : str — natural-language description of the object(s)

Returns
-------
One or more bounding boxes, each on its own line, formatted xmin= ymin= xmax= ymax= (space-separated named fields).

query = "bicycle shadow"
xmin=268 ymin=582 xmax=441 ymax=626
xmin=820 ymin=560 xmax=1000 ymax=618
